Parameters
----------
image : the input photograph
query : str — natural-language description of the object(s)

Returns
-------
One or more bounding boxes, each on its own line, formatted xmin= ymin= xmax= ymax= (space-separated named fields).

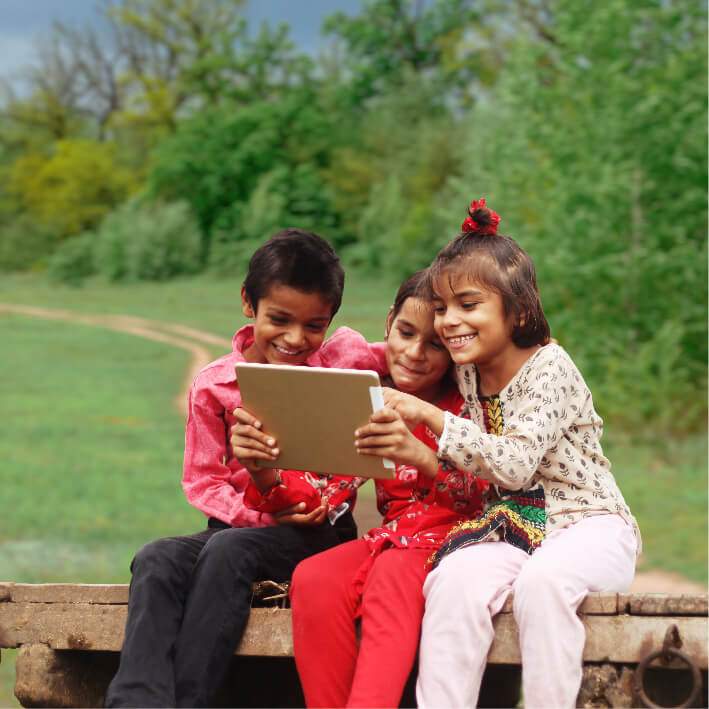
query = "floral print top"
xmin=433 ymin=344 xmax=641 ymax=564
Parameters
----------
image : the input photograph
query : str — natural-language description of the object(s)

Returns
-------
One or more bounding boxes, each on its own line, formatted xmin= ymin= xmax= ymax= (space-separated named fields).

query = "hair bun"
xmin=461 ymin=198 xmax=500 ymax=235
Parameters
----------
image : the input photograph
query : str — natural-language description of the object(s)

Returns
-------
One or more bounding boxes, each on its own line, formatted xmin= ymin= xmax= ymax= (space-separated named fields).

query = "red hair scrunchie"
xmin=461 ymin=198 xmax=500 ymax=235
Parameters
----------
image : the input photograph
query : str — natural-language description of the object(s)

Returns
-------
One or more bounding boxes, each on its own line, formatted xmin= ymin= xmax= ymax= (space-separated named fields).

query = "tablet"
xmin=235 ymin=363 xmax=396 ymax=478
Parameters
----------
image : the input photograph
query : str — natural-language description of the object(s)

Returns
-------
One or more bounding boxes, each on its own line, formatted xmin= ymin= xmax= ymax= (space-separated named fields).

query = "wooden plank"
xmin=0 ymin=601 xmax=292 ymax=657
xmin=2 ymin=600 xmax=706 ymax=667
xmin=0 ymin=583 xmax=129 ymax=605
xmin=620 ymin=593 xmax=708 ymax=616
xmin=499 ymin=593 xmax=619 ymax=615
xmin=488 ymin=614 xmax=708 ymax=667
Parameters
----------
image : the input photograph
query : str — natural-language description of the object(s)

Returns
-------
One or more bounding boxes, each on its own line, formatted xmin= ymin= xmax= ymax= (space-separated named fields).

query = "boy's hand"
xmin=231 ymin=407 xmax=279 ymax=475
xmin=355 ymin=407 xmax=438 ymax=479
xmin=274 ymin=500 xmax=328 ymax=526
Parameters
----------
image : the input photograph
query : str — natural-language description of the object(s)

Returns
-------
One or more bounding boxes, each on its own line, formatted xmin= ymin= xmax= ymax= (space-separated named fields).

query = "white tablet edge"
xmin=369 ymin=385 xmax=395 ymax=470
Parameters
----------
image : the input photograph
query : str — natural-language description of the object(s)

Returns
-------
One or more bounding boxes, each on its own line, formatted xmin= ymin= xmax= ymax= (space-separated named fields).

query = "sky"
xmin=0 ymin=0 xmax=363 ymax=89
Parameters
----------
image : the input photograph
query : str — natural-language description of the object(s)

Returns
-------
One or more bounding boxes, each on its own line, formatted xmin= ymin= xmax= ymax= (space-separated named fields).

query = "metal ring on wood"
xmin=633 ymin=624 xmax=702 ymax=708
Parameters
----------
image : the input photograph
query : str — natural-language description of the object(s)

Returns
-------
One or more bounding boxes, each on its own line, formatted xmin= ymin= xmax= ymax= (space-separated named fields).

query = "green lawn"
xmin=0 ymin=272 xmax=706 ymax=707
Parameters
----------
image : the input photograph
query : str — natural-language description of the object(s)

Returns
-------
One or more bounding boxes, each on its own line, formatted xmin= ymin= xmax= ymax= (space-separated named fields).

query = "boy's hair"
xmin=243 ymin=228 xmax=345 ymax=317
xmin=390 ymin=269 xmax=430 ymax=321
xmin=428 ymin=203 xmax=550 ymax=348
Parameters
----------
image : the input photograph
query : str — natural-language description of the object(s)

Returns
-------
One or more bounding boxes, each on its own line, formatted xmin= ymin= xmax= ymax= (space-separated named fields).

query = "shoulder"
xmin=316 ymin=326 xmax=385 ymax=370
xmin=191 ymin=350 xmax=241 ymax=395
xmin=503 ymin=344 xmax=589 ymax=400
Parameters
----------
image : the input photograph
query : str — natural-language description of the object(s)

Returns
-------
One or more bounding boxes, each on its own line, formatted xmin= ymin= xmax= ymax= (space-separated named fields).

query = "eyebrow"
xmin=455 ymin=289 xmax=486 ymax=298
xmin=396 ymin=318 xmax=418 ymax=329
xmin=265 ymin=307 xmax=329 ymax=323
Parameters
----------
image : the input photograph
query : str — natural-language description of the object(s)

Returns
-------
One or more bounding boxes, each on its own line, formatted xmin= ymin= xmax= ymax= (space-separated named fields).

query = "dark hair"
xmin=390 ymin=269 xmax=430 ymax=321
xmin=428 ymin=205 xmax=550 ymax=348
xmin=243 ymin=228 xmax=345 ymax=317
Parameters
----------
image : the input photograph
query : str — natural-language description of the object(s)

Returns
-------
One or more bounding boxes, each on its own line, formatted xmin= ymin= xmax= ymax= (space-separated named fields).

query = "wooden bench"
xmin=1 ymin=582 xmax=707 ymax=707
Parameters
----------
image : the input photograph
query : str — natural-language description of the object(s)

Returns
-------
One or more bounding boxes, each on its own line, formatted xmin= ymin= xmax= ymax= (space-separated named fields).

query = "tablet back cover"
xmin=235 ymin=363 xmax=395 ymax=478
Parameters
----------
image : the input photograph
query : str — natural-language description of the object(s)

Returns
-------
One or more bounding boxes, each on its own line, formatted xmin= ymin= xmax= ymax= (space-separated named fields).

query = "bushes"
xmin=0 ymin=215 xmax=60 ymax=272
xmin=48 ymin=200 xmax=202 ymax=285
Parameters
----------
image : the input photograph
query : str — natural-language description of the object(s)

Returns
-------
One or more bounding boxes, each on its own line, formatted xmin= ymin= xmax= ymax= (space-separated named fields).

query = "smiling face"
xmin=431 ymin=273 xmax=519 ymax=373
xmin=241 ymin=283 xmax=333 ymax=365
xmin=385 ymin=297 xmax=451 ymax=403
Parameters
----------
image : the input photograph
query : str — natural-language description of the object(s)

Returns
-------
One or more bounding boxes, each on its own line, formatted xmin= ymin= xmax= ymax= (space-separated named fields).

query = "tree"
xmin=5 ymin=139 xmax=139 ymax=237
xmin=441 ymin=0 xmax=707 ymax=428
xmin=321 ymin=0 xmax=484 ymax=107
xmin=147 ymin=88 xmax=336 ymax=263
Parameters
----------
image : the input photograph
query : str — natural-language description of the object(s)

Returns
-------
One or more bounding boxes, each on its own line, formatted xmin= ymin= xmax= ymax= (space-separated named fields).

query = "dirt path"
xmin=0 ymin=303 xmax=231 ymax=417
xmin=3 ymin=303 xmax=706 ymax=595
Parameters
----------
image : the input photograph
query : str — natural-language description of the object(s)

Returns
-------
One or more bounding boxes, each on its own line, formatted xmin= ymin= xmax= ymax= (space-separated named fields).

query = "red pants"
xmin=290 ymin=538 xmax=431 ymax=708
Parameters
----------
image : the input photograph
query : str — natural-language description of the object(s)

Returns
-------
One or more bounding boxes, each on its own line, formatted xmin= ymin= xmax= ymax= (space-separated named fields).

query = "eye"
xmin=461 ymin=301 xmax=479 ymax=310
xmin=397 ymin=327 xmax=414 ymax=338
xmin=269 ymin=316 xmax=288 ymax=325
xmin=433 ymin=306 xmax=446 ymax=315
xmin=306 ymin=323 xmax=327 ymax=333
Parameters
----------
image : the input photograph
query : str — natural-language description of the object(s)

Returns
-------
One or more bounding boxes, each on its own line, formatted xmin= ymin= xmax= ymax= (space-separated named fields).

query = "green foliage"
xmin=328 ymin=74 xmax=464 ymax=274
xmin=209 ymin=164 xmax=336 ymax=275
xmin=0 ymin=213 xmax=61 ymax=271
xmin=47 ymin=232 xmax=96 ymax=286
xmin=5 ymin=140 xmax=139 ymax=239
xmin=148 ymin=90 xmax=336 ymax=263
xmin=322 ymin=0 xmax=483 ymax=107
xmin=436 ymin=0 xmax=708 ymax=430
xmin=108 ymin=0 xmax=312 ymax=131
xmin=93 ymin=199 xmax=202 ymax=282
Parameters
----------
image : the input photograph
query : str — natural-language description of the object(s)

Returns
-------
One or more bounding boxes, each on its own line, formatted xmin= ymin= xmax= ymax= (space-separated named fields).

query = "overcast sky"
xmin=0 ymin=0 xmax=362 ymax=87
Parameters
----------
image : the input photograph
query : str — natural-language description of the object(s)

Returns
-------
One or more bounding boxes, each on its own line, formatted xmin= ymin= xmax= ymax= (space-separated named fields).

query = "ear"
xmin=385 ymin=305 xmax=395 ymax=339
xmin=241 ymin=285 xmax=255 ymax=318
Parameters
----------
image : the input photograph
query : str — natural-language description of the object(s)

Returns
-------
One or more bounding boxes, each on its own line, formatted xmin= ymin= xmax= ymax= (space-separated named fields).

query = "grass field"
xmin=0 ymin=272 xmax=706 ymax=706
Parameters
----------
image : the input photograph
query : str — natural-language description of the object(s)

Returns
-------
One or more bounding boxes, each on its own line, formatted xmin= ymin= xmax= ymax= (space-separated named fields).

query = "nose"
xmin=283 ymin=325 xmax=306 ymax=347
xmin=438 ymin=307 xmax=460 ymax=331
xmin=404 ymin=339 xmax=425 ymax=361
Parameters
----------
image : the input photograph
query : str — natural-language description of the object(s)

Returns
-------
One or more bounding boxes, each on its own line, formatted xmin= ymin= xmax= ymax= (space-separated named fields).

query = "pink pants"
xmin=417 ymin=514 xmax=637 ymax=709
xmin=290 ymin=538 xmax=432 ymax=707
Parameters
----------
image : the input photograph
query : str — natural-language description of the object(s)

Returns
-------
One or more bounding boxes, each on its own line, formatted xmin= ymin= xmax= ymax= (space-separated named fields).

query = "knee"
xmin=513 ymin=561 xmax=567 ymax=611
xmin=291 ymin=554 xmax=328 ymax=600
xmin=131 ymin=538 xmax=187 ymax=585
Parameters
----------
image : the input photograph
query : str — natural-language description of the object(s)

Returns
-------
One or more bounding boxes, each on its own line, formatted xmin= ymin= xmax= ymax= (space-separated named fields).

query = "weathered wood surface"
xmin=1 ymin=583 xmax=707 ymax=666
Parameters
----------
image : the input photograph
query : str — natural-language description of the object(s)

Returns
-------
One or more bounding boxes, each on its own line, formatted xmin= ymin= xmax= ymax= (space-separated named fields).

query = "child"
xmin=362 ymin=200 xmax=641 ymax=709
xmin=275 ymin=271 xmax=489 ymax=708
xmin=105 ymin=229 xmax=387 ymax=708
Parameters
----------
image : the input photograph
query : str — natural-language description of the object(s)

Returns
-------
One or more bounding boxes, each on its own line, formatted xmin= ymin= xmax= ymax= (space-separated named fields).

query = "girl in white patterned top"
xmin=358 ymin=199 xmax=641 ymax=708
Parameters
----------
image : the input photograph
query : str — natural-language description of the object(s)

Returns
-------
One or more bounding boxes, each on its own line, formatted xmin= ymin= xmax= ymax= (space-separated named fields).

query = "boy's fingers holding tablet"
xmin=234 ymin=406 xmax=262 ymax=429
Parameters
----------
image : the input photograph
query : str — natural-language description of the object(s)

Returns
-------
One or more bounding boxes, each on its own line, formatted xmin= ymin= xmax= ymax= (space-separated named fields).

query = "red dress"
xmin=288 ymin=385 xmax=490 ymax=708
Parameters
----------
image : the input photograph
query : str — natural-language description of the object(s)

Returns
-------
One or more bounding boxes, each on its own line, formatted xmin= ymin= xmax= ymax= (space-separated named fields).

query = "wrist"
xmin=251 ymin=468 xmax=281 ymax=494
xmin=421 ymin=403 xmax=445 ymax=436
xmin=419 ymin=448 xmax=440 ymax=480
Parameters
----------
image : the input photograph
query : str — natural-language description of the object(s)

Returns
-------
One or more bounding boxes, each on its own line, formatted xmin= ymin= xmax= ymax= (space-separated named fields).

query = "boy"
xmin=106 ymin=229 xmax=386 ymax=707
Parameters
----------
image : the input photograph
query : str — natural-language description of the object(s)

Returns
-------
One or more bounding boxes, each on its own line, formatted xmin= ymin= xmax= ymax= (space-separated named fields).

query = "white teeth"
xmin=274 ymin=344 xmax=301 ymax=355
xmin=448 ymin=334 xmax=477 ymax=345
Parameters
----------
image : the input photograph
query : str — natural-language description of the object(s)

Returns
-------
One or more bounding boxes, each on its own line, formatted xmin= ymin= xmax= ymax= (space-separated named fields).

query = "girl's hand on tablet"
xmin=231 ymin=407 xmax=280 ymax=474
xmin=382 ymin=388 xmax=445 ymax=436
xmin=354 ymin=407 xmax=438 ymax=479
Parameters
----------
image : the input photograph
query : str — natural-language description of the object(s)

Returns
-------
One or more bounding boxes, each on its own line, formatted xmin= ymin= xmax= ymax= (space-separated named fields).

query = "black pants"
xmin=105 ymin=514 xmax=356 ymax=707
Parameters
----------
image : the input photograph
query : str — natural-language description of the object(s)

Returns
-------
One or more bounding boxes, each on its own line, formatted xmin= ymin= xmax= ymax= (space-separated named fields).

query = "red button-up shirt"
xmin=182 ymin=324 xmax=387 ymax=527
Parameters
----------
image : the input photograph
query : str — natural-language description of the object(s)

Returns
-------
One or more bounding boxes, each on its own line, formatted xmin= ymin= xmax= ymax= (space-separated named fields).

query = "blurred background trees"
xmin=0 ymin=0 xmax=706 ymax=431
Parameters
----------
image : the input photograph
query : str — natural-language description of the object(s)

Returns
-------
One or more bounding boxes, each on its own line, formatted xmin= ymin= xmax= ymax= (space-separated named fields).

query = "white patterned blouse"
xmin=433 ymin=344 xmax=641 ymax=563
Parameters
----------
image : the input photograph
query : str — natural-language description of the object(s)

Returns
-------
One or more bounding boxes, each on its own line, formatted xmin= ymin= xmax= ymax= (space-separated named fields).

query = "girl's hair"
xmin=243 ymin=228 xmax=345 ymax=317
xmin=390 ymin=269 xmax=430 ymax=321
xmin=428 ymin=201 xmax=550 ymax=348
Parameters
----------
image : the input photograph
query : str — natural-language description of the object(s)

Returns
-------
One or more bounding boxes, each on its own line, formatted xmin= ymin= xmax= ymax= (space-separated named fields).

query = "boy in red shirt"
xmin=106 ymin=229 xmax=386 ymax=708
